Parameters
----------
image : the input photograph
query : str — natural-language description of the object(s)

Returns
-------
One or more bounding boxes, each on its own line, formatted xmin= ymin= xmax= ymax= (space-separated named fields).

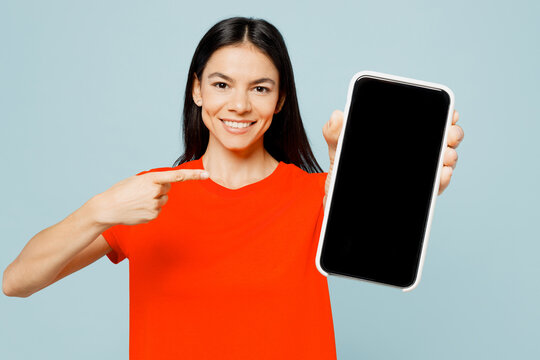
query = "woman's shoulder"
xmin=282 ymin=162 xmax=327 ymax=177
xmin=281 ymin=162 xmax=328 ymax=191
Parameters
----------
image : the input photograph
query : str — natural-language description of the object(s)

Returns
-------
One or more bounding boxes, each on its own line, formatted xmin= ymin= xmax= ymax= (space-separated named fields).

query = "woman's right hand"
xmin=93 ymin=169 xmax=209 ymax=226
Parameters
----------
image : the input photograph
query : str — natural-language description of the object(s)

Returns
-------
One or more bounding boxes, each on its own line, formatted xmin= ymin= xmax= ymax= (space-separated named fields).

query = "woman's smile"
xmin=220 ymin=119 xmax=257 ymax=129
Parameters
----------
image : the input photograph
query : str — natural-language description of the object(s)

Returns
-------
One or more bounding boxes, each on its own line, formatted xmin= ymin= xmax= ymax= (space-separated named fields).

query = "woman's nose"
xmin=228 ymin=90 xmax=252 ymax=113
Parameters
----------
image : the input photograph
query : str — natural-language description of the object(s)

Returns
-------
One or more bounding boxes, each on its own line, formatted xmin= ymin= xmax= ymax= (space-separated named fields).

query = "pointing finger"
xmin=152 ymin=169 xmax=209 ymax=184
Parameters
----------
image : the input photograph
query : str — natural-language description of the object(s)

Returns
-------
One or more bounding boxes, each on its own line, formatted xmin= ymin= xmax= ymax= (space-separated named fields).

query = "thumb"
xmin=323 ymin=110 xmax=344 ymax=151
xmin=323 ymin=111 xmax=345 ymax=207
xmin=151 ymin=169 xmax=209 ymax=184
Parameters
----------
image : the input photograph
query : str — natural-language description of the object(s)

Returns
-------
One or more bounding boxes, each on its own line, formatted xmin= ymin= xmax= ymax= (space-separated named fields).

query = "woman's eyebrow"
xmin=207 ymin=72 xmax=276 ymax=86
xmin=250 ymin=78 xmax=276 ymax=86
xmin=208 ymin=72 xmax=233 ymax=82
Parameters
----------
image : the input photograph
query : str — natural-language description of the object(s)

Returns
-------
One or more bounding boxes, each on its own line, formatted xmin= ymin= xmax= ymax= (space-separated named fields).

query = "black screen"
xmin=320 ymin=76 xmax=451 ymax=288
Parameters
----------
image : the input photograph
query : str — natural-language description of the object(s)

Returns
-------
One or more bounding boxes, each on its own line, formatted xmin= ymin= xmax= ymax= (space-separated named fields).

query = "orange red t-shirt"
xmin=101 ymin=158 xmax=336 ymax=359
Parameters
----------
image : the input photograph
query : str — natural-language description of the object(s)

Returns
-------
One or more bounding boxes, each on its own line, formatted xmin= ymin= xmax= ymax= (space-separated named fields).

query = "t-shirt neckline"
xmin=193 ymin=157 xmax=286 ymax=198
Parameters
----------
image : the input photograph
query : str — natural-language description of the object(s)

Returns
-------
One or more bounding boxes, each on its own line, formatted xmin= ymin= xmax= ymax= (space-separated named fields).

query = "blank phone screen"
xmin=320 ymin=76 xmax=451 ymax=288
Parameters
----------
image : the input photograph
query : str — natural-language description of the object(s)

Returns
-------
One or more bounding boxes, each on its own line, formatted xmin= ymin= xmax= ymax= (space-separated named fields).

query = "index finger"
xmin=151 ymin=169 xmax=209 ymax=184
xmin=452 ymin=110 xmax=459 ymax=125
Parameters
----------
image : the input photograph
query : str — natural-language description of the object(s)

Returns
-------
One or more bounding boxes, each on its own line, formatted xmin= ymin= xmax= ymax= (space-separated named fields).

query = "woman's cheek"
xmin=254 ymin=96 xmax=279 ymax=117
xmin=201 ymin=108 xmax=217 ymax=132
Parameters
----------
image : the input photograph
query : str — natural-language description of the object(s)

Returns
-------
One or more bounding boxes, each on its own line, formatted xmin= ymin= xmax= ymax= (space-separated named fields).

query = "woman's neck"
xmin=201 ymin=141 xmax=278 ymax=190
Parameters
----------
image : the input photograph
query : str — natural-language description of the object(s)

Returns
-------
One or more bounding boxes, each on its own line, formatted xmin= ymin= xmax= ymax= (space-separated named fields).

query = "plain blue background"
xmin=1 ymin=0 xmax=539 ymax=358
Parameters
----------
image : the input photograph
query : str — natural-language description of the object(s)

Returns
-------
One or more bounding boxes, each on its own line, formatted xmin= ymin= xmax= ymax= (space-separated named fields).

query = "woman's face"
xmin=192 ymin=43 xmax=283 ymax=156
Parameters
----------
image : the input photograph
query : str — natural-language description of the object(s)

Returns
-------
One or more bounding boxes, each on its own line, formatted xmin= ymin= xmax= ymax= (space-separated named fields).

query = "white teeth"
xmin=223 ymin=120 xmax=252 ymax=129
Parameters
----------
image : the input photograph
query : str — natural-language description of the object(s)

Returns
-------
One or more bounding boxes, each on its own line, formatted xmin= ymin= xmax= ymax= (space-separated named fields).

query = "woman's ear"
xmin=192 ymin=74 xmax=203 ymax=107
xmin=274 ymin=94 xmax=286 ymax=114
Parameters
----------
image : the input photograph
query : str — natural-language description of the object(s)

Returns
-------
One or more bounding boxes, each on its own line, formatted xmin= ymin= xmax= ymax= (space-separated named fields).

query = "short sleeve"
xmin=307 ymin=173 xmax=329 ymax=268
xmin=101 ymin=224 xmax=129 ymax=264
xmin=311 ymin=172 xmax=328 ymax=201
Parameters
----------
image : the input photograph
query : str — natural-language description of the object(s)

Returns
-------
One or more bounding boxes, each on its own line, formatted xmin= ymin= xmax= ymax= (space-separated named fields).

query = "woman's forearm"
xmin=2 ymin=196 xmax=110 ymax=297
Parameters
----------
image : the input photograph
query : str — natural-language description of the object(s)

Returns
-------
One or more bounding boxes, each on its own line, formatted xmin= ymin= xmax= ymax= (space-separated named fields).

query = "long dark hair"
xmin=173 ymin=17 xmax=322 ymax=173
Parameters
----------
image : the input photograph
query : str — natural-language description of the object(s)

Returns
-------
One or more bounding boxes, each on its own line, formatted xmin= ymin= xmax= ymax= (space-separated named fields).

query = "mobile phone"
xmin=315 ymin=71 xmax=454 ymax=291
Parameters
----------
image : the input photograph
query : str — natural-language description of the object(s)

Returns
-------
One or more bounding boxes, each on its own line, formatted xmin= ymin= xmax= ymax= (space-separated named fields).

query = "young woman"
xmin=3 ymin=17 xmax=463 ymax=359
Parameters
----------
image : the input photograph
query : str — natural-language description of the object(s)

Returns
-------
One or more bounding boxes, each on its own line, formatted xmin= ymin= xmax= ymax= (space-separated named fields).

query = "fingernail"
xmin=200 ymin=171 xmax=209 ymax=179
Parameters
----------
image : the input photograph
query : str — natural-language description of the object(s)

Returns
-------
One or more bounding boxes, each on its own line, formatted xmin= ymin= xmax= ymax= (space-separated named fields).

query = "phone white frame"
xmin=315 ymin=70 xmax=455 ymax=292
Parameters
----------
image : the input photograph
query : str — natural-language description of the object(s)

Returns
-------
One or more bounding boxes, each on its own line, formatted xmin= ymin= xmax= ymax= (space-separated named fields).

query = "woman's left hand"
xmin=322 ymin=109 xmax=464 ymax=206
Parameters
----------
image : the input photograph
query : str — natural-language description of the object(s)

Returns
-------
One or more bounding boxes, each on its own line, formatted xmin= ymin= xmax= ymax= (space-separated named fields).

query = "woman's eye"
xmin=213 ymin=82 xmax=228 ymax=89
xmin=254 ymin=86 xmax=269 ymax=93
